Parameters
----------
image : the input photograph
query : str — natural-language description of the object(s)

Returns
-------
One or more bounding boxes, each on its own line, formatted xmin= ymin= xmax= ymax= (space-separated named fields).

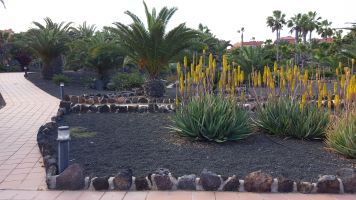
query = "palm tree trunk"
xmin=41 ymin=61 xmax=53 ymax=80
xmin=276 ymin=30 xmax=279 ymax=62
xmin=295 ymin=31 xmax=299 ymax=65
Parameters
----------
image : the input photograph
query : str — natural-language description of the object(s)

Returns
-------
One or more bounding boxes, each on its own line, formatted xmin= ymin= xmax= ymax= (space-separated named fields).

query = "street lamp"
xmin=60 ymin=82 xmax=64 ymax=101
xmin=57 ymin=126 xmax=70 ymax=173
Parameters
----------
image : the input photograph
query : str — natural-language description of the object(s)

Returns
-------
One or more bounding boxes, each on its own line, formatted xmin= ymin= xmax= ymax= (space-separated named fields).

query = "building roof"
xmin=232 ymin=40 xmax=264 ymax=48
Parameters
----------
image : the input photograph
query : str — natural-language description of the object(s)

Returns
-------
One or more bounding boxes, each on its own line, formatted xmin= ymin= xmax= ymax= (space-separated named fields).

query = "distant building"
xmin=279 ymin=36 xmax=333 ymax=44
xmin=232 ymin=40 xmax=264 ymax=49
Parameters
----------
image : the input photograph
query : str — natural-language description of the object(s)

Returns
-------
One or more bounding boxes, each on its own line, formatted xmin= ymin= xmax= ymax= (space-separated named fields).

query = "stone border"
xmin=37 ymin=121 xmax=356 ymax=193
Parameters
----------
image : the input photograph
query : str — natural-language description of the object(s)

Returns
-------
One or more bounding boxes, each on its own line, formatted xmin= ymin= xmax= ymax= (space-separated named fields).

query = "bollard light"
xmin=57 ymin=126 xmax=70 ymax=173
xmin=24 ymin=66 xmax=28 ymax=78
xmin=58 ymin=126 xmax=70 ymax=140
xmin=59 ymin=82 xmax=64 ymax=100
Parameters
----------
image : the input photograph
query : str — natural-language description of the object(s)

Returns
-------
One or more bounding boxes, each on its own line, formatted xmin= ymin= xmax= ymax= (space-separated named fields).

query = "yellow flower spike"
xmin=303 ymin=70 xmax=308 ymax=85
xmin=308 ymin=83 xmax=312 ymax=96
xmin=258 ymin=71 xmax=262 ymax=87
xmin=300 ymin=93 xmax=306 ymax=110
xmin=175 ymin=95 xmax=179 ymax=108
xmin=352 ymin=58 xmax=355 ymax=66
xmin=179 ymin=74 xmax=184 ymax=95
xmin=327 ymin=92 xmax=331 ymax=110
xmin=336 ymin=68 xmax=339 ymax=76
xmin=334 ymin=94 xmax=340 ymax=108
xmin=293 ymin=65 xmax=298 ymax=76
xmin=177 ymin=62 xmax=181 ymax=78
xmin=240 ymin=71 xmax=244 ymax=83
xmin=274 ymin=62 xmax=277 ymax=73
xmin=333 ymin=82 xmax=338 ymax=94
xmin=231 ymin=85 xmax=235 ymax=97
xmin=339 ymin=62 xmax=342 ymax=69
xmin=280 ymin=66 xmax=284 ymax=78
xmin=317 ymin=95 xmax=322 ymax=109
xmin=184 ymin=56 xmax=187 ymax=68
xmin=203 ymin=48 xmax=206 ymax=55
xmin=187 ymin=72 xmax=191 ymax=92
xmin=199 ymin=56 xmax=203 ymax=66
xmin=291 ymin=79 xmax=295 ymax=93
xmin=322 ymin=83 xmax=327 ymax=97
xmin=341 ymin=75 xmax=345 ymax=89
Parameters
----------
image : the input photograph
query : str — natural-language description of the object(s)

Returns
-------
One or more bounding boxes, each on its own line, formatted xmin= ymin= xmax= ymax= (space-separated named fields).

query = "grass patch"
xmin=70 ymin=127 xmax=96 ymax=138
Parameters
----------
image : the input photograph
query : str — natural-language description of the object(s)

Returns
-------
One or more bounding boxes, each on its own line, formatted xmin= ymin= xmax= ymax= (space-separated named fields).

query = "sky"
xmin=0 ymin=0 xmax=355 ymax=45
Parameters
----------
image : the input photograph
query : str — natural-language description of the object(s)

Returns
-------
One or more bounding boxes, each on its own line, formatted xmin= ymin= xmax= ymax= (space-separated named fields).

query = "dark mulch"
xmin=56 ymin=113 xmax=355 ymax=182
xmin=0 ymin=93 xmax=5 ymax=109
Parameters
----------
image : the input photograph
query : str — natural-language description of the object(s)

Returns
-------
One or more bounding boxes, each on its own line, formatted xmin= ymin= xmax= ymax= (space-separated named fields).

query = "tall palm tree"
xmin=109 ymin=1 xmax=198 ymax=97
xmin=266 ymin=10 xmax=286 ymax=62
xmin=26 ymin=17 xmax=72 ymax=79
xmin=266 ymin=10 xmax=286 ymax=42
xmin=288 ymin=13 xmax=303 ymax=64
xmin=307 ymin=11 xmax=321 ymax=42
xmin=237 ymin=27 xmax=245 ymax=47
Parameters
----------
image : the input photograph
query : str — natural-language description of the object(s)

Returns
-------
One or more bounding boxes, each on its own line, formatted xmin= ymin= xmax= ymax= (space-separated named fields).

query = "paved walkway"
xmin=0 ymin=73 xmax=355 ymax=200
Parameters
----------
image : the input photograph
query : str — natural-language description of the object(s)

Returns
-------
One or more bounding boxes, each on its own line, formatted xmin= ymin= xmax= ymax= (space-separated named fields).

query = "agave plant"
xmin=108 ymin=1 xmax=198 ymax=97
xmin=170 ymin=94 xmax=251 ymax=143
xmin=26 ymin=17 xmax=72 ymax=79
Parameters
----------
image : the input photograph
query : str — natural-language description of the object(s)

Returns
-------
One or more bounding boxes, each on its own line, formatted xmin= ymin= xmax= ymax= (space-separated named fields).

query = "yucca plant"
xmin=326 ymin=113 xmax=356 ymax=158
xmin=26 ymin=17 xmax=72 ymax=79
xmin=108 ymin=1 xmax=198 ymax=97
xmin=169 ymin=94 xmax=251 ymax=143
xmin=254 ymin=97 xmax=329 ymax=139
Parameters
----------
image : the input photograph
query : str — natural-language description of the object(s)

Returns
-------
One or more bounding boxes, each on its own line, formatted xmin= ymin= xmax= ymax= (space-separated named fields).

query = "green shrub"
xmin=169 ymin=95 xmax=251 ymax=143
xmin=52 ymin=74 xmax=71 ymax=85
xmin=111 ymin=72 xmax=144 ymax=91
xmin=254 ymin=97 xmax=329 ymax=139
xmin=326 ymin=114 xmax=356 ymax=158
xmin=81 ymin=77 xmax=94 ymax=89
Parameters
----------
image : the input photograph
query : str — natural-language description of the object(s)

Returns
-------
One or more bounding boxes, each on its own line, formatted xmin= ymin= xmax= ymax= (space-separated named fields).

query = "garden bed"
xmin=53 ymin=112 xmax=355 ymax=182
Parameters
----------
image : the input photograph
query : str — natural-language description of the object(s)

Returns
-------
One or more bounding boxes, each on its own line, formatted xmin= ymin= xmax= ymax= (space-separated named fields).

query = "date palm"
xmin=109 ymin=1 xmax=198 ymax=97
xmin=26 ymin=17 xmax=72 ymax=79
xmin=237 ymin=27 xmax=245 ymax=47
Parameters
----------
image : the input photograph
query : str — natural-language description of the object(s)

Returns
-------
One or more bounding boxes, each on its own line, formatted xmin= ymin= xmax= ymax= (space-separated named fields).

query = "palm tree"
xmin=266 ymin=10 xmax=286 ymax=62
xmin=109 ymin=1 xmax=198 ymax=97
xmin=266 ymin=10 xmax=286 ymax=42
xmin=1 ymin=0 xmax=5 ymax=8
xmin=307 ymin=11 xmax=321 ymax=42
xmin=288 ymin=13 xmax=303 ymax=64
xmin=237 ymin=27 xmax=245 ymax=47
xmin=26 ymin=17 xmax=72 ymax=79
xmin=318 ymin=19 xmax=333 ymax=39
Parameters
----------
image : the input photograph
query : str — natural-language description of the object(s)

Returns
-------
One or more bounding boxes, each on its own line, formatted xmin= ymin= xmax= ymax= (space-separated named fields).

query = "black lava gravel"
xmin=57 ymin=113 xmax=355 ymax=182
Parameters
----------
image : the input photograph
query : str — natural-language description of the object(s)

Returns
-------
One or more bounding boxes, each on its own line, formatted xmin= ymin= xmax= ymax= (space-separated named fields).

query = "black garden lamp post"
xmin=57 ymin=126 xmax=70 ymax=173
xmin=24 ymin=66 xmax=28 ymax=78
xmin=59 ymin=82 xmax=64 ymax=100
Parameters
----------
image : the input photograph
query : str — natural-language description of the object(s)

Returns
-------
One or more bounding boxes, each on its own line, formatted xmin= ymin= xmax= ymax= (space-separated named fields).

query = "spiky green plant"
xmin=326 ymin=113 xmax=356 ymax=158
xmin=169 ymin=94 xmax=251 ymax=143
xmin=254 ymin=97 xmax=329 ymax=139
xmin=26 ymin=17 xmax=72 ymax=79
xmin=108 ymin=1 xmax=198 ymax=97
